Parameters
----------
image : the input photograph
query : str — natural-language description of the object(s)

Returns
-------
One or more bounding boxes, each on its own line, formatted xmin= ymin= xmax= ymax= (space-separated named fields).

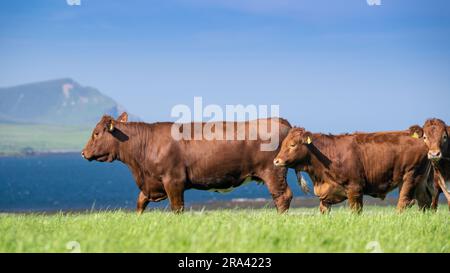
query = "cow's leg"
xmin=319 ymin=200 xmax=331 ymax=214
xmin=260 ymin=168 xmax=293 ymax=213
xmin=137 ymin=191 xmax=150 ymax=215
xmin=429 ymin=172 xmax=440 ymax=211
xmin=431 ymin=186 xmax=441 ymax=211
xmin=435 ymin=176 xmax=450 ymax=212
xmin=415 ymin=175 xmax=433 ymax=211
xmin=347 ymin=188 xmax=363 ymax=214
xmin=441 ymin=186 xmax=450 ymax=211
xmin=397 ymin=175 xmax=417 ymax=212
xmin=163 ymin=178 xmax=185 ymax=213
xmin=417 ymin=194 xmax=432 ymax=211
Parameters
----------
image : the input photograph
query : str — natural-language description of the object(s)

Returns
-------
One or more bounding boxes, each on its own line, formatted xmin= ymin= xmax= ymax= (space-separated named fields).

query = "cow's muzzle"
xmin=273 ymin=158 xmax=286 ymax=167
xmin=81 ymin=151 xmax=94 ymax=161
xmin=428 ymin=150 xmax=442 ymax=162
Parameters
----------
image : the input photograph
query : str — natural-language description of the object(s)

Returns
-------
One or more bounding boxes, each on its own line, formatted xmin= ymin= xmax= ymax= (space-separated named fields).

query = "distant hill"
xmin=0 ymin=78 xmax=137 ymax=126
xmin=0 ymin=78 xmax=138 ymax=155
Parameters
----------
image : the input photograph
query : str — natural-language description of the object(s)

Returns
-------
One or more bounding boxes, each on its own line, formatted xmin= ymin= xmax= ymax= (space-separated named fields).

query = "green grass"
xmin=0 ymin=207 xmax=448 ymax=253
xmin=0 ymin=123 xmax=91 ymax=155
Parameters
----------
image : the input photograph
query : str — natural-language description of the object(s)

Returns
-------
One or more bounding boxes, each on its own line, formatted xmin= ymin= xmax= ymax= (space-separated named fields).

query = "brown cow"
xmin=81 ymin=113 xmax=296 ymax=214
xmin=413 ymin=118 xmax=450 ymax=210
xmin=274 ymin=127 xmax=432 ymax=213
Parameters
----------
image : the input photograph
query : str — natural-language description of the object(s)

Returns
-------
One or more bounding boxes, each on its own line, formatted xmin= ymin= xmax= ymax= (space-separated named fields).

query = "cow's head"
xmin=411 ymin=119 xmax=449 ymax=162
xmin=274 ymin=127 xmax=313 ymax=167
xmin=81 ymin=112 xmax=128 ymax=162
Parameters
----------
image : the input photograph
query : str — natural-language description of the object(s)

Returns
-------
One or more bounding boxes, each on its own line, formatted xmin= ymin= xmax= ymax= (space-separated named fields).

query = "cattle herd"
xmin=81 ymin=112 xmax=450 ymax=214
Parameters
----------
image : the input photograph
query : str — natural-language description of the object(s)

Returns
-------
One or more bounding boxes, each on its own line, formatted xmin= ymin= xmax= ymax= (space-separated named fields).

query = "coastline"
xmin=0 ymin=150 xmax=81 ymax=158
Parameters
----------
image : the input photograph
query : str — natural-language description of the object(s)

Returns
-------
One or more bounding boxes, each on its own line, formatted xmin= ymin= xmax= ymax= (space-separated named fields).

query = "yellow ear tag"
xmin=109 ymin=123 xmax=114 ymax=132
xmin=306 ymin=136 xmax=312 ymax=145
xmin=412 ymin=132 xmax=419 ymax=139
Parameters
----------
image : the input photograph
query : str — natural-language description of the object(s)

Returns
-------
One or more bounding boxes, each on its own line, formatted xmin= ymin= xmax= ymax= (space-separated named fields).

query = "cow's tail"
xmin=296 ymin=170 xmax=310 ymax=195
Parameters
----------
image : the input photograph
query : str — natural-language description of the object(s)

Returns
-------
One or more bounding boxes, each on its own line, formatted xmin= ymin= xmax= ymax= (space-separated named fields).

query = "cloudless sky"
xmin=1 ymin=0 xmax=450 ymax=133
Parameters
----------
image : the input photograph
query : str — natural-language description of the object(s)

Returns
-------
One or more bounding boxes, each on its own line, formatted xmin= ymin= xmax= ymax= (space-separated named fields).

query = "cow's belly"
xmin=363 ymin=170 xmax=401 ymax=198
xmin=189 ymin=175 xmax=260 ymax=192
xmin=206 ymin=177 xmax=254 ymax=193
xmin=364 ymin=180 xmax=399 ymax=199
xmin=185 ymin=153 xmax=266 ymax=191
xmin=314 ymin=182 xmax=347 ymax=204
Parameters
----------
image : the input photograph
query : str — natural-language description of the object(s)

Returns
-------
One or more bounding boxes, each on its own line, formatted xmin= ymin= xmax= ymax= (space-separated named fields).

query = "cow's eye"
xmin=93 ymin=132 xmax=99 ymax=138
xmin=289 ymin=143 xmax=297 ymax=148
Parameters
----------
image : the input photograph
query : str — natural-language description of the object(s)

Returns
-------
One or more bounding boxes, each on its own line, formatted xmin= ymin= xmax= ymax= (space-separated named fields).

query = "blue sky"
xmin=1 ymin=0 xmax=450 ymax=132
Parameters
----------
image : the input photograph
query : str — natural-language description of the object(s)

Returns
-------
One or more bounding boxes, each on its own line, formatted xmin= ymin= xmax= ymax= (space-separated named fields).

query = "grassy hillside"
xmin=0 ymin=78 xmax=121 ymax=125
xmin=0 ymin=207 xmax=448 ymax=253
xmin=0 ymin=123 xmax=91 ymax=155
xmin=0 ymin=78 xmax=138 ymax=155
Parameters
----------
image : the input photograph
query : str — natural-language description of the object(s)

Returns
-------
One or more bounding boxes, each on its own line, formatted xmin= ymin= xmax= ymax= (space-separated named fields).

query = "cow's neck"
xmin=115 ymin=122 xmax=151 ymax=167
xmin=114 ymin=123 xmax=153 ymax=190
xmin=301 ymin=134 xmax=335 ymax=184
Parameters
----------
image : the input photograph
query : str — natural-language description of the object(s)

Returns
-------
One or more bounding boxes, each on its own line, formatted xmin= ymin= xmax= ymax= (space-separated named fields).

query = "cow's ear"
xmin=303 ymin=131 xmax=313 ymax=145
xmin=106 ymin=118 xmax=115 ymax=132
xmin=117 ymin=112 xmax=128 ymax=123
xmin=409 ymin=125 xmax=423 ymax=139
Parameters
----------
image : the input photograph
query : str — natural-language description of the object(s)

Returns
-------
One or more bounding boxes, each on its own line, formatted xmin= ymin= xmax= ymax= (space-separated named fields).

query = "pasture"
xmin=0 ymin=207 xmax=448 ymax=253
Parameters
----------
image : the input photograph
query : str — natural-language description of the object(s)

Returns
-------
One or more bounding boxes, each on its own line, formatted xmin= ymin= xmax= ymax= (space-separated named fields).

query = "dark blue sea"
xmin=0 ymin=153 xmax=310 ymax=212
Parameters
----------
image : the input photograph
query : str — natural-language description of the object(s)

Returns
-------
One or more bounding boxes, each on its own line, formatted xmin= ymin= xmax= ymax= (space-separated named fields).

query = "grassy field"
xmin=0 ymin=123 xmax=91 ymax=155
xmin=0 ymin=207 xmax=448 ymax=253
